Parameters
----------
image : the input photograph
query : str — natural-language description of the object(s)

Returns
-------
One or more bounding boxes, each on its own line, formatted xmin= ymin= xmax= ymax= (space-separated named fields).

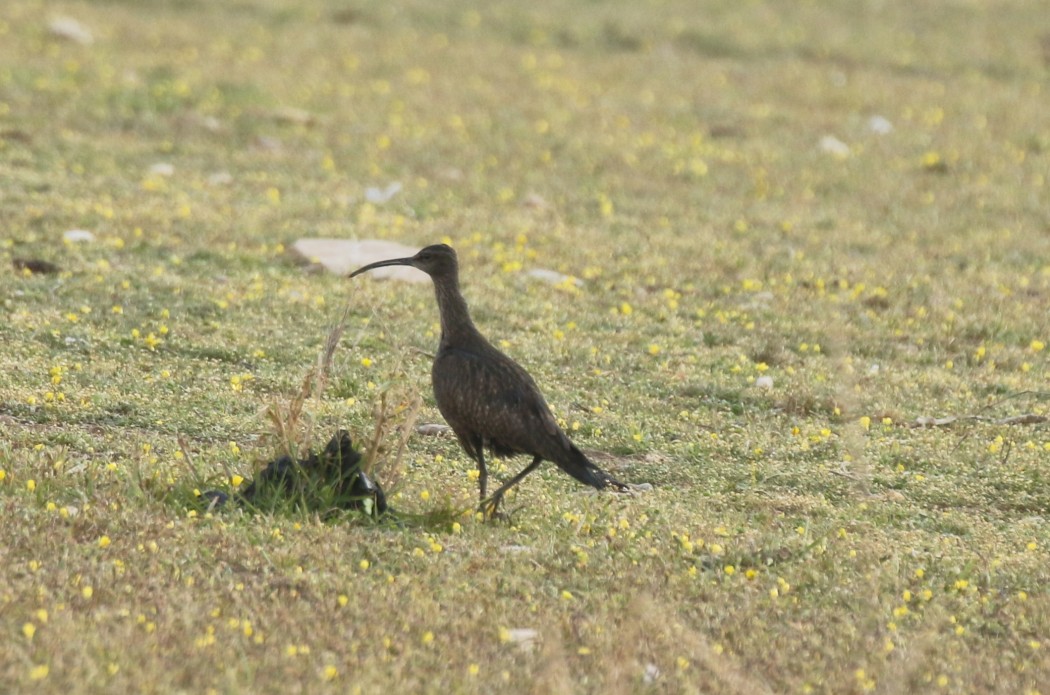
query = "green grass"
xmin=2 ymin=0 xmax=1050 ymax=692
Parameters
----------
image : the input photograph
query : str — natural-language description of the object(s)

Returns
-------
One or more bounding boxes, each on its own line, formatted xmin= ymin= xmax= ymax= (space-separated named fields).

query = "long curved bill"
xmin=348 ymin=256 xmax=415 ymax=278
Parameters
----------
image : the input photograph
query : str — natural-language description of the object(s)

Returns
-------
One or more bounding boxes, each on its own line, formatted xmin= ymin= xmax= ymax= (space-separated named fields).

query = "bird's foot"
xmin=478 ymin=494 xmax=510 ymax=522
xmin=605 ymin=479 xmax=651 ymax=494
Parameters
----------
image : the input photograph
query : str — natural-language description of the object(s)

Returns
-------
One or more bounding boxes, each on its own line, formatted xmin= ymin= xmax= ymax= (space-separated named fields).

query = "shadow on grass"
xmin=171 ymin=479 xmax=467 ymax=533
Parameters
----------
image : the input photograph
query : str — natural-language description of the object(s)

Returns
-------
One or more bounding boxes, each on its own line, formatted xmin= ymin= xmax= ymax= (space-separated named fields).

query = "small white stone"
xmin=291 ymin=238 xmax=428 ymax=281
xmin=415 ymin=423 xmax=452 ymax=436
xmin=148 ymin=162 xmax=175 ymax=176
xmin=193 ymin=114 xmax=222 ymax=132
xmin=755 ymin=375 xmax=774 ymax=390
xmin=868 ymin=364 xmax=880 ymax=375
xmin=252 ymin=135 xmax=282 ymax=152
xmin=207 ymin=171 xmax=234 ymax=186
xmin=819 ymin=135 xmax=850 ymax=158
xmin=48 ymin=17 xmax=93 ymax=45
xmin=506 ymin=628 xmax=539 ymax=652
xmin=364 ymin=182 xmax=402 ymax=204
xmin=643 ymin=663 xmax=661 ymax=684
xmin=63 ymin=229 xmax=95 ymax=243
xmin=526 ymin=268 xmax=582 ymax=286
xmin=521 ymin=193 xmax=549 ymax=209
xmin=755 ymin=291 xmax=775 ymax=303
xmin=867 ymin=115 xmax=893 ymax=134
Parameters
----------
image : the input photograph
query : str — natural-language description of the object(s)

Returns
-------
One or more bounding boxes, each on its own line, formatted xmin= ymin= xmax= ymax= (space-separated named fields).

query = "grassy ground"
xmin=2 ymin=0 xmax=1049 ymax=692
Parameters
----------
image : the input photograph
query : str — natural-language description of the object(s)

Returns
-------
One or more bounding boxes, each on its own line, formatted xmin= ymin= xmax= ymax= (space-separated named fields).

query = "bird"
xmin=349 ymin=243 xmax=628 ymax=517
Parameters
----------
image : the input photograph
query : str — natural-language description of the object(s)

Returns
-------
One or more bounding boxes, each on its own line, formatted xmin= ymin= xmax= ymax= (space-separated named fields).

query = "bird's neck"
xmin=433 ymin=276 xmax=484 ymax=348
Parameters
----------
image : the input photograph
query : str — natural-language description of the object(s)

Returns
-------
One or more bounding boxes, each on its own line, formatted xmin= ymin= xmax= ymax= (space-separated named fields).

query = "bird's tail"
xmin=555 ymin=444 xmax=630 ymax=492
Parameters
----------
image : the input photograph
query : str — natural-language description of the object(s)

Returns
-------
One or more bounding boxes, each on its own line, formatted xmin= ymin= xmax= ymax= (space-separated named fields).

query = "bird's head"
xmin=348 ymin=243 xmax=458 ymax=280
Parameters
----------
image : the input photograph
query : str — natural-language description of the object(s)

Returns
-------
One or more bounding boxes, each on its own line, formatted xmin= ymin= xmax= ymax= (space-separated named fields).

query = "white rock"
xmin=521 ymin=193 xmax=549 ymax=209
xmin=819 ymin=135 xmax=850 ymax=158
xmin=148 ymin=162 xmax=175 ymax=176
xmin=364 ymin=182 xmax=403 ymax=204
xmin=207 ymin=171 xmax=234 ymax=186
xmin=643 ymin=663 xmax=661 ymax=684
xmin=868 ymin=364 xmax=880 ymax=375
xmin=628 ymin=482 xmax=654 ymax=492
xmin=506 ymin=628 xmax=539 ymax=652
xmin=750 ymin=291 xmax=775 ymax=305
xmin=290 ymin=238 xmax=428 ymax=282
xmin=252 ymin=135 xmax=282 ymax=152
xmin=415 ymin=423 xmax=452 ymax=436
xmin=755 ymin=375 xmax=775 ymax=390
xmin=499 ymin=545 xmax=532 ymax=554
xmin=48 ymin=17 xmax=93 ymax=45
xmin=63 ymin=229 xmax=95 ymax=243
xmin=526 ymin=268 xmax=582 ymax=286
xmin=867 ymin=115 xmax=893 ymax=134
xmin=192 ymin=114 xmax=222 ymax=132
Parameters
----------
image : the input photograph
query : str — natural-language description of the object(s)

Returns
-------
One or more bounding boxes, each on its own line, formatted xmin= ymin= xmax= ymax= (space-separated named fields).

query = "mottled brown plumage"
xmin=349 ymin=244 xmax=627 ymax=515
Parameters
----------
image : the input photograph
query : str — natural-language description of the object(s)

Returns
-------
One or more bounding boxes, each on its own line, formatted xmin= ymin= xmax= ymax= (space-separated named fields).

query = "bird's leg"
xmin=479 ymin=456 xmax=542 ymax=519
xmin=475 ymin=448 xmax=488 ymax=502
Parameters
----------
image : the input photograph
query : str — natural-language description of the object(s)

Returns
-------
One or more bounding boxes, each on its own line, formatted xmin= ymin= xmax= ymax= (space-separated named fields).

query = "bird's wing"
xmin=434 ymin=345 xmax=624 ymax=491
xmin=432 ymin=346 xmax=569 ymax=455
